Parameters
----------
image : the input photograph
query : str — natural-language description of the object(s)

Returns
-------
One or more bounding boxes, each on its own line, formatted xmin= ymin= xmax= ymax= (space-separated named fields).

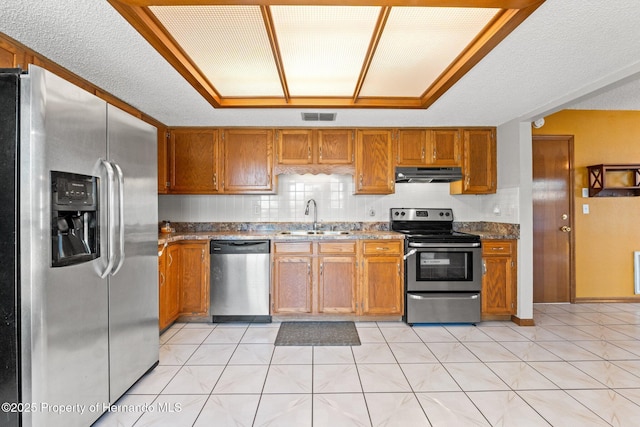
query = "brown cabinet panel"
xmin=157 ymin=127 xmax=169 ymax=194
xmin=396 ymin=129 xmax=428 ymax=166
xmin=159 ymin=243 xmax=180 ymax=330
xmin=223 ymin=129 xmax=274 ymax=193
xmin=277 ymin=129 xmax=313 ymax=165
xmin=273 ymin=256 xmax=313 ymax=313
xmin=317 ymin=129 xmax=353 ymax=165
xmin=318 ymin=256 xmax=357 ymax=314
xmin=452 ymin=128 xmax=496 ymax=194
xmin=355 ymin=129 xmax=394 ymax=194
xmin=430 ymin=129 xmax=461 ymax=166
xmin=362 ymin=256 xmax=403 ymax=315
xmin=178 ymin=242 xmax=210 ymax=316
xmin=169 ymin=129 xmax=220 ymax=193
xmin=482 ymin=239 xmax=516 ymax=318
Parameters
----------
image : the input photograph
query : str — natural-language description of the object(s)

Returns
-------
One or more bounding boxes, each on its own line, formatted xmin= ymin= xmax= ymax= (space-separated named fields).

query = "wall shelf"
xmin=587 ymin=164 xmax=640 ymax=197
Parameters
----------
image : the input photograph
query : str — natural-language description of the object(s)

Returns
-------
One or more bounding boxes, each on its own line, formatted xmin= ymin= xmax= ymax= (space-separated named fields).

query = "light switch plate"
xmin=583 ymin=204 xmax=590 ymax=214
xmin=582 ymin=188 xmax=589 ymax=198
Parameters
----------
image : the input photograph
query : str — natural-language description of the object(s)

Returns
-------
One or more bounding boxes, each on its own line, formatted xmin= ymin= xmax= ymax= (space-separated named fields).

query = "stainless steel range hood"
xmin=395 ymin=166 xmax=463 ymax=183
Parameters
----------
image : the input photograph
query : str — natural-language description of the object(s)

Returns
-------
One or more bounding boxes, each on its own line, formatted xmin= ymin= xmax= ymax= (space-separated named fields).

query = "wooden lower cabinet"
xmin=272 ymin=239 xmax=402 ymax=316
xmin=481 ymin=239 xmax=517 ymax=318
xmin=361 ymin=241 xmax=403 ymax=315
xmin=158 ymin=240 xmax=210 ymax=330
xmin=158 ymin=243 xmax=180 ymax=330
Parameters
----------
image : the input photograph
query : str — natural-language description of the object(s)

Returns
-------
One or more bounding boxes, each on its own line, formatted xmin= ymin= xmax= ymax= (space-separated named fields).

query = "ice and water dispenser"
xmin=51 ymin=171 xmax=99 ymax=267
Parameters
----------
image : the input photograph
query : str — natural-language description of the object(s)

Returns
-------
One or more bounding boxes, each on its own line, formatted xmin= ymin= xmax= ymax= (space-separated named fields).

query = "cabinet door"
xmin=277 ymin=129 xmax=313 ymax=165
xmin=454 ymin=129 xmax=496 ymax=194
xmin=482 ymin=256 xmax=513 ymax=316
xmin=158 ymin=246 xmax=168 ymax=329
xmin=318 ymin=129 xmax=354 ymax=165
xmin=169 ymin=129 xmax=220 ymax=193
xmin=178 ymin=242 xmax=209 ymax=316
xmin=157 ymin=127 xmax=169 ymax=194
xmin=396 ymin=129 xmax=428 ymax=166
xmin=430 ymin=129 xmax=461 ymax=166
xmin=161 ymin=245 xmax=182 ymax=329
xmin=318 ymin=255 xmax=357 ymax=314
xmin=273 ymin=256 xmax=313 ymax=313
xmin=0 ymin=39 xmax=31 ymax=68
xmin=223 ymin=129 xmax=274 ymax=193
xmin=355 ymin=129 xmax=394 ymax=194
xmin=361 ymin=255 xmax=403 ymax=315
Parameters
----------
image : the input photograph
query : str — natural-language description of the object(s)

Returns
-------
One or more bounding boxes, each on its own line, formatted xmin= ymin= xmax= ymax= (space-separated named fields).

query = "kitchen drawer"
xmin=482 ymin=240 xmax=513 ymax=255
xmin=318 ymin=241 xmax=356 ymax=254
xmin=273 ymin=242 xmax=313 ymax=254
xmin=362 ymin=240 xmax=402 ymax=255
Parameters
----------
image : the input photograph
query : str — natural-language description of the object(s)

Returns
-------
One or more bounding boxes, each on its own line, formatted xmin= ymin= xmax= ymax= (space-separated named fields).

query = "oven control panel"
xmin=390 ymin=208 xmax=453 ymax=222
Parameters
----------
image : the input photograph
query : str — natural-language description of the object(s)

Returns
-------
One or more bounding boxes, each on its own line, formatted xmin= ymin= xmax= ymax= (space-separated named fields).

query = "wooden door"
xmin=223 ymin=129 xmax=274 ymax=193
xmin=317 ymin=129 xmax=353 ymax=165
xmin=430 ymin=129 xmax=461 ymax=166
xmin=318 ymin=256 xmax=357 ymax=314
xmin=273 ymin=256 xmax=313 ymax=313
xmin=277 ymin=129 xmax=312 ymax=165
xmin=461 ymin=128 xmax=496 ymax=194
xmin=362 ymin=256 xmax=402 ymax=315
xmin=178 ymin=242 xmax=209 ymax=316
xmin=355 ymin=129 xmax=394 ymax=194
xmin=396 ymin=129 xmax=428 ymax=165
xmin=532 ymin=135 xmax=573 ymax=303
xmin=169 ymin=129 xmax=219 ymax=193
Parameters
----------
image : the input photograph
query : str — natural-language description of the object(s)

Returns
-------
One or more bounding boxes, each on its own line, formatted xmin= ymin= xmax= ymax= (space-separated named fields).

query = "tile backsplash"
xmin=159 ymin=174 xmax=519 ymax=224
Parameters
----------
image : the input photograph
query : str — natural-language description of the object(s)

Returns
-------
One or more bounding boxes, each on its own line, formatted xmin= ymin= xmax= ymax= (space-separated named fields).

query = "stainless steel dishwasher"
xmin=210 ymin=240 xmax=271 ymax=323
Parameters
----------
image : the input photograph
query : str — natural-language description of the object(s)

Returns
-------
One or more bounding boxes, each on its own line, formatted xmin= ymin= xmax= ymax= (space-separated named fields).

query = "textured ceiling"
xmin=1 ymin=0 xmax=640 ymax=127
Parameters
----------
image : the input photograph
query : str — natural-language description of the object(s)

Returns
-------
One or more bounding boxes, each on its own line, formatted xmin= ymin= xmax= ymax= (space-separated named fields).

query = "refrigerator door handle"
xmin=111 ymin=161 xmax=126 ymax=275
xmin=100 ymin=159 xmax=116 ymax=278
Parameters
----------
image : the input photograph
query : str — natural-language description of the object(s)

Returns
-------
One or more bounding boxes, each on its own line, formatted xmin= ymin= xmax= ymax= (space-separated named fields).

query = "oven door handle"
xmin=407 ymin=242 xmax=481 ymax=248
xmin=403 ymin=249 xmax=417 ymax=260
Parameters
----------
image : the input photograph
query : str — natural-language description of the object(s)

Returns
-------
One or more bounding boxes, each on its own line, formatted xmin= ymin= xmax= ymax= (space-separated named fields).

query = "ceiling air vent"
xmin=301 ymin=112 xmax=336 ymax=122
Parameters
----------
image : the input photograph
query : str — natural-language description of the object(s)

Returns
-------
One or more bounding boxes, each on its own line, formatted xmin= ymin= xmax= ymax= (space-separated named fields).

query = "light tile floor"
xmin=94 ymin=303 xmax=640 ymax=426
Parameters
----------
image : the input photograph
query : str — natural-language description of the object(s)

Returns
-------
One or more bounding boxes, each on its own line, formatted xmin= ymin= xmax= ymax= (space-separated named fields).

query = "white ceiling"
xmin=2 ymin=0 xmax=640 ymax=128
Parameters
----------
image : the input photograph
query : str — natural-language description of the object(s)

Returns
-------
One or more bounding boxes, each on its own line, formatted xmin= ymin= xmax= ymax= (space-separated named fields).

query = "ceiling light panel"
xmin=270 ymin=6 xmax=380 ymax=97
xmin=150 ymin=5 xmax=283 ymax=97
xmin=359 ymin=7 xmax=499 ymax=98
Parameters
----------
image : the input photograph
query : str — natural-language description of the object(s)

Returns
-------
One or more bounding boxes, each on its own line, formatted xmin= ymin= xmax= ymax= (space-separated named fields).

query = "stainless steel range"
xmin=390 ymin=208 xmax=482 ymax=325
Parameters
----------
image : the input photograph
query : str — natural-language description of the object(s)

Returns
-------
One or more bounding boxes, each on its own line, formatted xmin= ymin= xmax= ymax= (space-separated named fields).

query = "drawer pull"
xmin=376 ymin=247 xmax=389 ymax=251
xmin=492 ymin=247 xmax=504 ymax=251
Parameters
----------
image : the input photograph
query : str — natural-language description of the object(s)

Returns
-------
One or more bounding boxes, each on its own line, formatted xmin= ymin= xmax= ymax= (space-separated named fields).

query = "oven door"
xmin=405 ymin=242 xmax=482 ymax=292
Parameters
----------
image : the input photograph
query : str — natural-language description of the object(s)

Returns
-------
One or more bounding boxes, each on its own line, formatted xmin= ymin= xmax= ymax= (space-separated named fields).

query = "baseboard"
xmin=510 ymin=315 xmax=535 ymax=326
xmin=574 ymin=297 xmax=640 ymax=303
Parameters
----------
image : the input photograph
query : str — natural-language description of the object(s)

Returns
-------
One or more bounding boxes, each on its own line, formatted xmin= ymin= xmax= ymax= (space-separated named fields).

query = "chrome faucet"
xmin=304 ymin=199 xmax=318 ymax=231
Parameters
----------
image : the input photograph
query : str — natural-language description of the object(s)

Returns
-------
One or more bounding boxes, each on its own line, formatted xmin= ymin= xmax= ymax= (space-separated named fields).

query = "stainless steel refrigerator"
xmin=0 ymin=65 xmax=159 ymax=427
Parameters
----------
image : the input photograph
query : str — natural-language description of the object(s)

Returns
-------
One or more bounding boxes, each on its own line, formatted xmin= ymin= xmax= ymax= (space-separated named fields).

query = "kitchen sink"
xmin=279 ymin=230 xmax=350 ymax=235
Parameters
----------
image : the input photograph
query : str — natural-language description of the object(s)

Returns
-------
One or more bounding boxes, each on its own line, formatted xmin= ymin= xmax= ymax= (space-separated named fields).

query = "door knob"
xmin=560 ymin=225 xmax=572 ymax=232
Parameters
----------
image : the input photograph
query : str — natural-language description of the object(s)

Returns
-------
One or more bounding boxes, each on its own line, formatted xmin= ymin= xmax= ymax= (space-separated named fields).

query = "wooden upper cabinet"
xmin=169 ymin=129 xmax=220 ymax=194
xmin=222 ymin=128 xmax=275 ymax=193
xmin=355 ymin=129 xmax=394 ymax=194
xmin=430 ymin=129 xmax=461 ymax=166
xmin=0 ymin=39 xmax=31 ymax=69
xmin=157 ymin=127 xmax=169 ymax=194
xmin=396 ymin=129 xmax=428 ymax=166
xmin=451 ymin=128 xmax=496 ymax=194
xmin=276 ymin=129 xmax=313 ymax=165
xmin=317 ymin=129 xmax=353 ymax=165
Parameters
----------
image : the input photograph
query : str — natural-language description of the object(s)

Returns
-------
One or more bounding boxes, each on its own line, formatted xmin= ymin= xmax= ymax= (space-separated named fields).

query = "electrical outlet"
xmin=368 ymin=208 xmax=376 ymax=217
xmin=253 ymin=202 xmax=260 ymax=216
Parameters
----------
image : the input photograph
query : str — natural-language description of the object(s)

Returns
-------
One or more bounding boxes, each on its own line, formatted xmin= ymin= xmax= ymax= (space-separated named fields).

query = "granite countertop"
xmin=159 ymin=230 xmax=404 ymax=245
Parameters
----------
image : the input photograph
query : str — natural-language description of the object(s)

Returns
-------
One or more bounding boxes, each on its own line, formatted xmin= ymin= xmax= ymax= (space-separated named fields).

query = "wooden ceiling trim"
xmin=261 ymin=5 xmax=290 ymax=102
xmin=108 ymin=0 xmax=223 ymax=107
xmin=124 ymin=1 xmax=542 ymax=9
xmin=419 ymin=0 xmax=544 ymax=108
xmin=217 ymin=96 xmax=424 ymax=108
xmin=352 ymin=6 xmax=391 ymax=103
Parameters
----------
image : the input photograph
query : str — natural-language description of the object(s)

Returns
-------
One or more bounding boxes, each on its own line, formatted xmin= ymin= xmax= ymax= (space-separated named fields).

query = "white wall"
xmin=158 ymin=174 xmax=520 ymax=224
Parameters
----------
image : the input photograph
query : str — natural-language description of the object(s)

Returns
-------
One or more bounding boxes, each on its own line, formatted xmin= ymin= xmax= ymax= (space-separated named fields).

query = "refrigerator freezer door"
xmin=20 ymin=66 xmax=110 ymax=426
xmin=106 ymin=104 xmax=159 ymax=402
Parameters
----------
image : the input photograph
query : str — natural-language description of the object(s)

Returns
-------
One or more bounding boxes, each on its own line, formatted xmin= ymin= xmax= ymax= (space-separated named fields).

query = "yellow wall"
xmin=533 ymin=110 xmax=640 ymax=299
